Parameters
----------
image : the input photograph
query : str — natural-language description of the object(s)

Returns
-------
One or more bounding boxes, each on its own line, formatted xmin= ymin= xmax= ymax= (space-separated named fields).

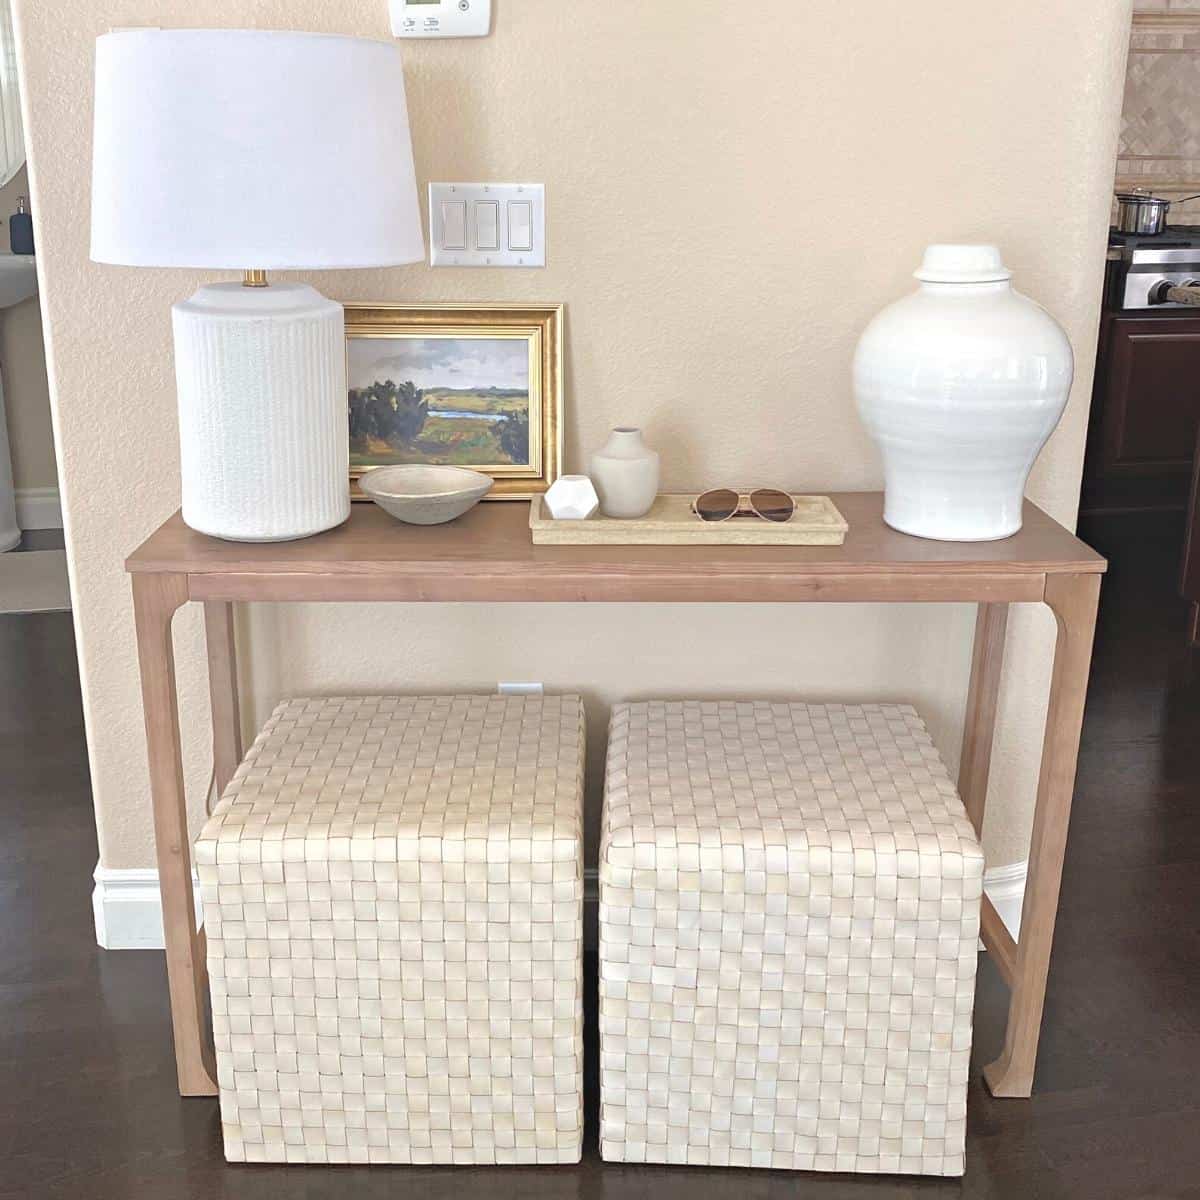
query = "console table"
xmin=125 ymin=492 xmax=1105 ymax=1101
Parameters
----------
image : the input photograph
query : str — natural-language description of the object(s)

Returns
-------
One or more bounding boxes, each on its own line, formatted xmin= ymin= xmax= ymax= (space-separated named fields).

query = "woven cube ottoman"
xmin=599 ymin=700 xmax=984 ymax=1176
xmin=195 ymin=694 xmax=585 ymax=1166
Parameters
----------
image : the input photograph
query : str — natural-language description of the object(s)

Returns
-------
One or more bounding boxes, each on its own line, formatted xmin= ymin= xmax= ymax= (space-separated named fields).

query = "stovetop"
xmin=1107 ymin=225 xmax=1200 ymax=309
xmin=1109 ymin=224 xmax=1200 ymax=250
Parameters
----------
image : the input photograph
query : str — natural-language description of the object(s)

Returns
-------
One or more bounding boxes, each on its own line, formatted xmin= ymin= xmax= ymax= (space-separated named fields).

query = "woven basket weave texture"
xmin=196 ymin=693 xmax=585 ymax=1165
xmin=599 ymin=700 xmax=983 ymax=1176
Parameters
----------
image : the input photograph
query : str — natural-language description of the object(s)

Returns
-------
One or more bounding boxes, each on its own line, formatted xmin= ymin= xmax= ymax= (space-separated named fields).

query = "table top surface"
xmin=126 ymin=494 xmax=1106 ymax=580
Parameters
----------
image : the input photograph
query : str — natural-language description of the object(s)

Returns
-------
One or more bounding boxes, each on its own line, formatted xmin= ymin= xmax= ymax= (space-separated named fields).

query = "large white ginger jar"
xmin=853 ymin=244 xmax=1073 ymax=541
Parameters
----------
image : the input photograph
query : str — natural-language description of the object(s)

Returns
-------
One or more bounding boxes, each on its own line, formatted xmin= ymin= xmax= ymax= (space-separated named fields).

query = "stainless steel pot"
xmin=1115 ymin=188 xmax=1200 ymax=235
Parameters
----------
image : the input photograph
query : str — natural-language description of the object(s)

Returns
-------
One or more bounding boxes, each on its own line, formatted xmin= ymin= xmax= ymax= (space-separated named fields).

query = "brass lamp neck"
xmin=242 ymin=269 xmax=268 ymax=288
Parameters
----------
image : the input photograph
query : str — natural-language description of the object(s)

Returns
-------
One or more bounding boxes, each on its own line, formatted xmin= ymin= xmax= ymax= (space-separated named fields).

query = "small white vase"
xmin=590 ymin=427 xmax=660 ymax=519
xmin=853 ymin=244 xmax=1073 ymax=542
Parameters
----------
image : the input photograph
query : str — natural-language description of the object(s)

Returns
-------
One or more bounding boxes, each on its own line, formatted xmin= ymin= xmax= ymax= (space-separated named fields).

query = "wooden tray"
xmin=529 ymin=493 xmax=848 ymax=546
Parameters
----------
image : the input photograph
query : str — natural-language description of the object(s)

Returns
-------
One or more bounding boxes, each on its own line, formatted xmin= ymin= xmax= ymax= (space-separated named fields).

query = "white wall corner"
xmin=92 ymin=864 xmax=201 ymax=951
xmin=14 ymin=486 xmax=62 ymax=529
xmin=984 ymin=860 xmax=1026 ymax=940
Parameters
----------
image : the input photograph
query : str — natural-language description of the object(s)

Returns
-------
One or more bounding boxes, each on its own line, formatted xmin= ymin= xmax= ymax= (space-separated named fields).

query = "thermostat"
xmin=389 ymin=0 xmax=491 ymax=38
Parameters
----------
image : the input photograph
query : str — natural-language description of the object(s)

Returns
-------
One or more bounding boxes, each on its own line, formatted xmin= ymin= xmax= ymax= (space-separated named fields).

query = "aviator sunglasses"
xmin=692 ymin=488 xmax=796 ymax=523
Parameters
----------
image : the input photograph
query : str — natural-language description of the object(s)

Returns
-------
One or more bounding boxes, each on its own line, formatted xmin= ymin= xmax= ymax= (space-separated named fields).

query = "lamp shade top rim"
xmin=96 ymin=27 xmax=395 ymax=50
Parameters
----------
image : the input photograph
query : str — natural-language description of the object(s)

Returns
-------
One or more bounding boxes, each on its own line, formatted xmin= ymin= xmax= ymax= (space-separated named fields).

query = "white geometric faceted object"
xmin=172 ymin=283 xmax=350 ymax=541
xmin=599 ymin=700 xmax=984 ymax=1177
xmin=544 ymin=475 xmax=599 ymax=520
xmin=196 ymin=694 xmax=586 ymax=1165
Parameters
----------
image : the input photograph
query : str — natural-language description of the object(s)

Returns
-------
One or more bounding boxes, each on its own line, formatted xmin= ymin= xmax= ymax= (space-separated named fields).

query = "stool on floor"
xmin=196 ymin=694 xmax=586 ymax=1166
xmin=598 ymin=700 xmax=984 ymax=1176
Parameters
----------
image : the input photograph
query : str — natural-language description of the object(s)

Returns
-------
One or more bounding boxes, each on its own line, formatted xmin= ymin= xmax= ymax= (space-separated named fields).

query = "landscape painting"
xmin=349 ymin=335 xmax=532 ymax=473
xmin=345 ymin=304 xmax=563 ymax=500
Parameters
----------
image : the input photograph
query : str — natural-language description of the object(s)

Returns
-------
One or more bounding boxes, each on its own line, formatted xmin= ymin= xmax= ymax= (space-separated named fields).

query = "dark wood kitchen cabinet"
xmin=1081 ymin=312 xmax=1200 ymax=514
xmin=1182 ymin=430 xmax=1200 ymax=642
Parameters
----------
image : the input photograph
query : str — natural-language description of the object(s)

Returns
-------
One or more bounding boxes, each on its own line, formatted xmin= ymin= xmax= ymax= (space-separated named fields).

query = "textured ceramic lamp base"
xmin=172 ymin=282 xmax=351 ymax=542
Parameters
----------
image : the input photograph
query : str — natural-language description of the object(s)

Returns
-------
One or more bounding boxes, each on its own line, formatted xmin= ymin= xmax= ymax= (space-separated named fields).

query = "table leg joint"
xmin=132 ymin=572 xmax=218 ymax=1098
xmin=959 ymin=602 xmax=1010 ymax=838
xmin=983 ymin=572 xmax=1100 ymax=1098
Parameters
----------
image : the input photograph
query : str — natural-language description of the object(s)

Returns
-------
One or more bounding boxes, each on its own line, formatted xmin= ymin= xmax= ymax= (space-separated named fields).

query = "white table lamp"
xmin=91 ymin=29 xmax=425 ymax=541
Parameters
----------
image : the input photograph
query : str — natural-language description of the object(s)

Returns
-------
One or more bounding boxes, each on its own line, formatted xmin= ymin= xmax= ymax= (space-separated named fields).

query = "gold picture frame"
xmin=345 ymin=302 xmax=563 ymax=500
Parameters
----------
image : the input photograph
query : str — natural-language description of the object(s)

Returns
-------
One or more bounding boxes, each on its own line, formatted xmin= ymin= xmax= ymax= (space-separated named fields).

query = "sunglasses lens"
xmin=750 ymin=489 xmax=795 ymax=523
xmin=695 ymin=488 xmax=740 ymax=522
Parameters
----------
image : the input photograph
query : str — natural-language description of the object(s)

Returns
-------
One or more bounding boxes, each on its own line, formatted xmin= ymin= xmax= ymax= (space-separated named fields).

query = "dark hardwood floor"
xmin=2 ymin=514 xmax=1198 ymax=1199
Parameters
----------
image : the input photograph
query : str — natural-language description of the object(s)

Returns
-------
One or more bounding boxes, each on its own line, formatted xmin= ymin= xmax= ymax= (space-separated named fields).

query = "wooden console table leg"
xmin=204 ymin=601 xmax=243 ymax=797
xmin=959 ymin=602 xmax=1009 ymax=837
xmin=983 ymin=572 xmax=1100 ymax=1098
xmin=132 ymin=572 xmax=218 ymax=1098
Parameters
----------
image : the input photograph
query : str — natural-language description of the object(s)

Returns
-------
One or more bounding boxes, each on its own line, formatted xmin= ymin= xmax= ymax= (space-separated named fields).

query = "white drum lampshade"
xmin=91 ymin=29 xmax=425 ymax=541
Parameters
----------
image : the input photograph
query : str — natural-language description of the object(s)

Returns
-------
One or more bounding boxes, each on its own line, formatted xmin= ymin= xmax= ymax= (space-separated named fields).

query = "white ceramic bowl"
xmin=359 ymin=465 xmax=493 ymax=525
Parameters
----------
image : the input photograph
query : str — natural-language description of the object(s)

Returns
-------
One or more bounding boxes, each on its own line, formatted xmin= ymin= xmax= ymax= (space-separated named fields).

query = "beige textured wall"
xmin=0 ymin=161 xmax=54 ymax=491
xmin=14 ymin=1 xmax=1131 ymax=874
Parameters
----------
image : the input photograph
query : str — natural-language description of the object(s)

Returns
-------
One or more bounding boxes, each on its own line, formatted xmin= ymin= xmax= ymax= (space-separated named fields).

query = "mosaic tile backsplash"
xmin=1117 ymin=6 xmax=1200 ymax=222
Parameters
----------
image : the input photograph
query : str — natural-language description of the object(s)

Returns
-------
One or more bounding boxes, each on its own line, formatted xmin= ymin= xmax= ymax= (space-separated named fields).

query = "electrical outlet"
xmin=498 ymin=682 xmax=544 ymax=696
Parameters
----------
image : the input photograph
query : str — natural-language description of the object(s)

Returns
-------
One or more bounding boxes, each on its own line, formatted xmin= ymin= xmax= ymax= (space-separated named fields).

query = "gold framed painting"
xmin=345 ymin=302 xmax=563 ymax=500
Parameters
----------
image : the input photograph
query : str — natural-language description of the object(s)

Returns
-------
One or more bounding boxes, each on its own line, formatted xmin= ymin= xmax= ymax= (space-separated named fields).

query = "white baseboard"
xmin=15 ymin=486 xmax=62 ymax=529
xmin=92 ymin=864 xmax=201 ymax=950
xmin=983 ymin=859 xmax=1026 ymax=940
xmin=93 ymin=859 xmax=1025 ymax=951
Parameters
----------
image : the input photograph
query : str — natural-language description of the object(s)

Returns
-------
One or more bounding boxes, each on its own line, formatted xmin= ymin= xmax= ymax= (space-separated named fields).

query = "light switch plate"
xmin=429 ymin=183 xmax=545 ymax=268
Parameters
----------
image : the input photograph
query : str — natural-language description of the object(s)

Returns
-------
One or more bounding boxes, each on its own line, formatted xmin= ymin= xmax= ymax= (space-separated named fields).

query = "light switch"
xmin=474 ymin=200 xmax=500 ymax=251
xmin=428 ymin=183 xmax=545 ymax=267
xmin=441 ymin=200 xmax=466 ymax=250
xmin=508 ymin=201 xmax=533 ymax=252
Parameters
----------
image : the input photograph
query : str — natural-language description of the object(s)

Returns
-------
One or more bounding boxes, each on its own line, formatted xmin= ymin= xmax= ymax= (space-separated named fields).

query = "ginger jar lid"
xmin=914 ymin=243 xmax=1012 ymax=283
